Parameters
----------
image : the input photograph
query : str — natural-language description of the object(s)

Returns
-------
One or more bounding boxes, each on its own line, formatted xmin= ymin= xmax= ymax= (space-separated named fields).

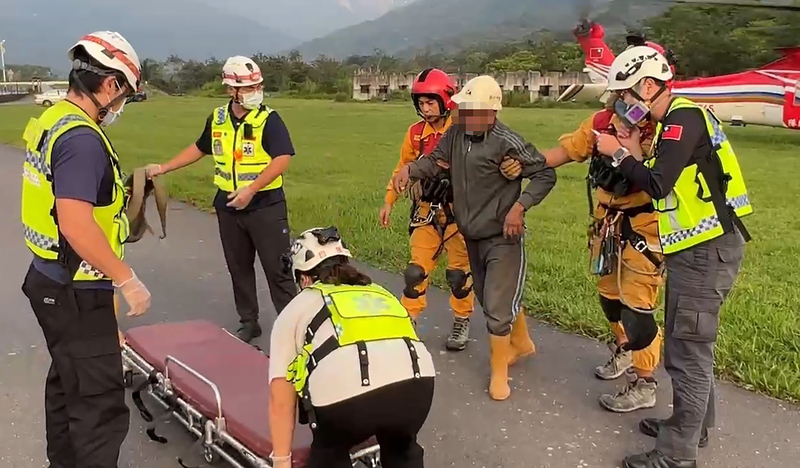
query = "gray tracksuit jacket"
xmin=407 ymin=120 xmax=557 ymax=240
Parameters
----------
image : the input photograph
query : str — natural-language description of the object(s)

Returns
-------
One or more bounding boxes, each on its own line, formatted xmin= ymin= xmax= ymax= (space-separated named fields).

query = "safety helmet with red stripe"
xmin=411 ymin=68 xmax=458 ymax=118
xmin=222 ymin=56 xmax=264 ymax=87
xmin=68 ymin=31 xmax=141 ymax=91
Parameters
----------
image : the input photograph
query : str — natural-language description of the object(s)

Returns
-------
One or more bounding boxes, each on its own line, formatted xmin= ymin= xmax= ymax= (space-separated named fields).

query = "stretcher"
xmin=121 ymin=320 xmax=381 ymax=467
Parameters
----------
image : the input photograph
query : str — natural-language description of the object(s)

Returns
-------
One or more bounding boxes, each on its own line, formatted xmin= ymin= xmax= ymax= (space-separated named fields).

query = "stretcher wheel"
xmin=123 ymin=370 xmax=134 ymax=389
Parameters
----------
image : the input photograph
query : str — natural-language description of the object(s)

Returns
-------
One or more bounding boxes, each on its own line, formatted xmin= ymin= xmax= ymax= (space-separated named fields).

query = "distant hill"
xmin=289 ymin=0 xmax=667 ymax=60
xmin=192 ymin=0 xmax=416 ymax=42
xmin=0 ymin=0 xmax=298 ymax=74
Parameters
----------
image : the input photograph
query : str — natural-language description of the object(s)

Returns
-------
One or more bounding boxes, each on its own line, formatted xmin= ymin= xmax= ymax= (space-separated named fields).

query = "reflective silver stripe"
xmin=26 ymin=115 xmax=90 ymax=178
xmin=23 ymin=224 xmax=59 ymax=251
xmin=215 ymin=106 xmax=227 ymax=125
xmin=707 ymin=111 xmax=728 ymax=147
xmin=25 ymin=149 xmax=52 ymax=178
xmin=237 ymin=172 xmax=260 ymax=182
xmin=78 ymin=261 xmax=108 ymax=279
xmin=215 ymin=167 xmax=232 ymax=181
xmin=660 ymin=195 xmax=749 ymax=247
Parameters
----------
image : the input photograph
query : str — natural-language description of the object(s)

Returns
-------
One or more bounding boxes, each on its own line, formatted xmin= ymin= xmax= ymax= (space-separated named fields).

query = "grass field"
xmin=2 ymin=96 xmax=799 ymax=403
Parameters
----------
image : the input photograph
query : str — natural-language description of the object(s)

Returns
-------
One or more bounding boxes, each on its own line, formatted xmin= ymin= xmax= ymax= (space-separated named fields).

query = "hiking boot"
xmin=445 ymin=316 xmax=470 ymax=351
xmin=595 ymin=344 xmax=633 ymax=380
xmin=599 ymin=369 xmax=657 ymax=413
xmin=623 ymin=450 xmax=697 ymax=468
xmin=236 ymin=321 xmax=262 ymax=343
xmin=639 ymin=418 xmax=709 ymax=448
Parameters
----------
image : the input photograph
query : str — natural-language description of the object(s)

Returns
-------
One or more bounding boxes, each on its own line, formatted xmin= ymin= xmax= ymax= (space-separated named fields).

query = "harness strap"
xmin=145 ymin=395 xmax=178 ymax=444
xmin=694 ymin=150 xmax=751 ymax=242
xmin=305 ymin=306 xmax=329 ymax=343
xmin=307 ymin=336 xmax=340 ymax=375
xmin=620 ymin=215 xmax=663 ymax=269
xmin=130 ymin=369 xmax=160 ymax=422
xmin=404 ymin=337 xmax=421 ymax=378
xmin=357 ymin=341 xmax=370 ymax=386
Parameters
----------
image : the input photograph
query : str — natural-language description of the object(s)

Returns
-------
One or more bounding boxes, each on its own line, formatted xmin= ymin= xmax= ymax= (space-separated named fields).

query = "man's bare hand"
xmin=392 ymin=165 xmax=411 ymax=194
xmin=596 ymin=133 xmax=623 ymax=158
xmin=503 ymin=202 xmax=526 ymax=239
xmin=500 ymin=155 xmax=522 ymax=180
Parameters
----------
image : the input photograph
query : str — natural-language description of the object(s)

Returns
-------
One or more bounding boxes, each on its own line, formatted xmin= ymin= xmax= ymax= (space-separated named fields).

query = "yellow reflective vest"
xmin=286 ymin=282 xmax=421 ymax=426
xmin=20 ymin=100 xmax=130 ymax=283
xmin=648 ymin=97 xmax=753 ymax=254
xmin=209 ymin=104 xmax=283 ymax=193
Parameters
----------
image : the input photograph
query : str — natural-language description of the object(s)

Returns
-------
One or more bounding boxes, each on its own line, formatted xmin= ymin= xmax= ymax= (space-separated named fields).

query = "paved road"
xmin=1 ymin=144 xmax=797 ymax=468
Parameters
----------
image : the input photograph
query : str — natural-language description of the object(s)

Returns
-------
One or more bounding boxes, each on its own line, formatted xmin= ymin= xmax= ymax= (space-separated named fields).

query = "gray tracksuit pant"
xmin=655 ymin=228 xmax=745 ymax=461
xmin=465 ymin=232 xmax=527 ymax=337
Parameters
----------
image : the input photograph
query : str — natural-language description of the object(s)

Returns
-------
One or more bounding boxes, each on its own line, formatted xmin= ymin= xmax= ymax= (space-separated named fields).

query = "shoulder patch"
xmin=661 ymin=124 xmax=683 ymax=141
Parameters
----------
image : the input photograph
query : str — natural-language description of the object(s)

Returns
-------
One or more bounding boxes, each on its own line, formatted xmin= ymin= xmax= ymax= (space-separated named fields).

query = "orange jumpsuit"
xmin=385 ymin=116 xmax=474 ymax=320
xmin=557 ymin=110 xmax=664 ymax=373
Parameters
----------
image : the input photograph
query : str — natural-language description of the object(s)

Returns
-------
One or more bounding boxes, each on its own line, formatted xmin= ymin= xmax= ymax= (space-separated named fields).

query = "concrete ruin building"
xmin=351 ymin=69 xmax=592 ymax=102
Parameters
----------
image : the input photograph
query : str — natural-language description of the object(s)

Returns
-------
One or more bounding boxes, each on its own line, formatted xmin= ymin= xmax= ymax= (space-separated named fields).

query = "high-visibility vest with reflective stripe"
xmin=286 ymin=282 xmax=420 ymax=397
xmin=209 ymin=104 xmax=283 ymax=192
xmin=20 ymin=100 xmax=129 ymax=282
xmin=647 ymin=97 xmax=753 ymax=254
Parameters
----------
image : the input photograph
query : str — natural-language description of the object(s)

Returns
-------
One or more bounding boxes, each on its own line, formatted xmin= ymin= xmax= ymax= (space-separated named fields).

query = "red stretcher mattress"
xmin=125 ymin=320 xmax=376 ymax=467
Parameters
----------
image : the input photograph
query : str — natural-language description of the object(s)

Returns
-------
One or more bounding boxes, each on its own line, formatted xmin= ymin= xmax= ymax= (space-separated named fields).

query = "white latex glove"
xmin=115 ymin=269 xmax=152 ymax=317
xmin=144 ymin=164 xmax=164 ymax=179
xmin=270 ymin=453 xmax=292 ymax=468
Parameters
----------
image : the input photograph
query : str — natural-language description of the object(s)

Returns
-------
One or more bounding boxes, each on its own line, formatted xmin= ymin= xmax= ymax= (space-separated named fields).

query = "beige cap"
xmin=451 ymin=75 xmax=503 ymax=111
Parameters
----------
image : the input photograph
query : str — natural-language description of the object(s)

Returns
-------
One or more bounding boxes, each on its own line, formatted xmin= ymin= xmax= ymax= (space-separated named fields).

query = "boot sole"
xmin=445 ymin=342 xmax=467 ymax=351
xmin=594 ymin=363 xmax=632 ymax=381
xmin=599 ymin=397 xmax=656 ymax=413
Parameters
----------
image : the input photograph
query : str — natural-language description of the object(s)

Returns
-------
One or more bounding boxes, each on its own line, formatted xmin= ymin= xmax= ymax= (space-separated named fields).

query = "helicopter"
xmin=558 ymin=0 xmax=800 ymax=130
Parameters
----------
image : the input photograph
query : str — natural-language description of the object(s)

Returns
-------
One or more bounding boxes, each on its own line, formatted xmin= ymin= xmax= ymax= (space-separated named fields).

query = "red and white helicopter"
xmin=558 ymin=1 xmax=800 ymax=130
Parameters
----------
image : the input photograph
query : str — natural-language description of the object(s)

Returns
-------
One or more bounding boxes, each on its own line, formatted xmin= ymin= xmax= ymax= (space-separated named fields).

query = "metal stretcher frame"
xmin=121 ymin=337 xmax=382 ymax=468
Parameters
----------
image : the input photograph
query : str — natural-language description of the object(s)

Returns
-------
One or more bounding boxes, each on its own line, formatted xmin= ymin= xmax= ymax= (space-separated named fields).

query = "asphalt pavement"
xmin=1 ymin=143 xmax=797 ymax=468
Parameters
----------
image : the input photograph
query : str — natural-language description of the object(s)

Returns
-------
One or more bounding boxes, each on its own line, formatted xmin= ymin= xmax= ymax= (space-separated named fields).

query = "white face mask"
xmin=100 ymin=81 xmax=125 ymax=127
xmin=101 ymin=100 xmax=125 ymax=127
xmin=239 ymin=90 xmax=264 ymax=110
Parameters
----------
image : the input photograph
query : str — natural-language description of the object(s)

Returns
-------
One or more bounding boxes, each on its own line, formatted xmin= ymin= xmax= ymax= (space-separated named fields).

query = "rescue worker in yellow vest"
xmin=146 ymin=56 xmax=297 ymax=343
xmin=595 ymin=46 xmax=752 ymax=468
xmin=267 ymin=227 xmax=435 ymax=468
xmin=20 ymin=31 xmax=151 ymax=468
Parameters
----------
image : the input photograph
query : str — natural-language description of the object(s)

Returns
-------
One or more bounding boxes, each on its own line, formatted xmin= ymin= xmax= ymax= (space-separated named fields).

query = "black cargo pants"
xmin=21 ymin=264 xmax=129 ymax=468
xmin=464 ymin=232 xmax=527 ymax=336
xmin=655 ymin=228 xmax=745 ymax=461
xmin=215 ymin=200 xmax=297 ymax=323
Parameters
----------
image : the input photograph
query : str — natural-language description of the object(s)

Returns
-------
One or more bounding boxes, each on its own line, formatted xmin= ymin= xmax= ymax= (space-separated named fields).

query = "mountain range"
xmin=1 ymin=0 xmax=664 ymax=72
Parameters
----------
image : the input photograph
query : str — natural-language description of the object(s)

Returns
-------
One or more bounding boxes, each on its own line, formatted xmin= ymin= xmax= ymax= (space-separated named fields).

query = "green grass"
xmin=2 ymin=96 xmax=799 ymax=403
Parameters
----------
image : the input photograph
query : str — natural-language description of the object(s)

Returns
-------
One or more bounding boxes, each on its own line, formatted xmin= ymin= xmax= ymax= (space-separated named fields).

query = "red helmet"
xmin=411 ymin=68 xmax=457 ymax=118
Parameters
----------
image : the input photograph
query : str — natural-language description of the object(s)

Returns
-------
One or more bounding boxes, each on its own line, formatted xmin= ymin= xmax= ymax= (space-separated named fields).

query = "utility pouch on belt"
xmin=590 ymin=215 xmax=620 ymax=277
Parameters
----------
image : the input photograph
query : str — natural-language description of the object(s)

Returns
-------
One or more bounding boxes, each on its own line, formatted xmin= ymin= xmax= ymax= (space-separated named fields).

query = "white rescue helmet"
xmin=284 ymin=227 xmax=352 ymax=280
xmin=222 ymin=56 xmax=263 ymax=87
xmin=68 ymin=31 xmax=142 ymax=91
xmin=451 ymin=75 xmax=503 ymax=111
xmin=606 ymin=45 xmax=673 ymax=92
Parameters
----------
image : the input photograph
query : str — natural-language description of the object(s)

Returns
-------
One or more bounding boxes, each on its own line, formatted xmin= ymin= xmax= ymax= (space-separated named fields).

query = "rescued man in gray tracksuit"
xmin=393 ymin=75 xmax=557 ymax=401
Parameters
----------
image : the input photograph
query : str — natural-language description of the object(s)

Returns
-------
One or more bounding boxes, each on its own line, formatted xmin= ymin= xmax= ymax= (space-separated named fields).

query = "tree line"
xmin=9 ymin=5 xmax=799 ymax=99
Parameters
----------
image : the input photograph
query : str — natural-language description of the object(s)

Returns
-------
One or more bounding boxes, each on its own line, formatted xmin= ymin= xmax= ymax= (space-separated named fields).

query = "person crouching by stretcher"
xmin=267 ymin=226 xmax=436 ymax=468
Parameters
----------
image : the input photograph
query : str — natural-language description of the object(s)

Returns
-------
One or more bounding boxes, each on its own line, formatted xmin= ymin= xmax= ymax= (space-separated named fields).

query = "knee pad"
xmin=403 ymin=263 xmax=428 ymax=299
xmin=599 ymin=295 xmax=623 ymax=323
xmin=620 ymin=308 xmax=658 ymax=352
xmin=445 ymin=269 xmax=473 ymax=299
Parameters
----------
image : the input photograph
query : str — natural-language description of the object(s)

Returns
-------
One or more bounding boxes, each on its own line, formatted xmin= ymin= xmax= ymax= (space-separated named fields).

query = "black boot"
xmin=639 ymin=418 xmax=709 ymax=448
xmin=236 ymin=321 xmax=262 ymax=343
xmin=623 ymin=450 xmax=697 ymax=468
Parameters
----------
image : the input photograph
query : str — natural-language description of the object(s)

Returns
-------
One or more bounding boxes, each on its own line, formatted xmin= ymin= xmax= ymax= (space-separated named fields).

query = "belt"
xmin=599 ymin=203 xmax=662 ymax=268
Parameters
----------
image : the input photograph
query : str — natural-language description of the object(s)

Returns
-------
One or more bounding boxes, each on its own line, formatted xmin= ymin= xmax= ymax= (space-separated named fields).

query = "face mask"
xmin=613 ymin=98 xmax=649 ymax=129
xmin=100 ymin=88 xmax=125 ymax=127
xmin=239 ymin=90 xmax=263 ymax=110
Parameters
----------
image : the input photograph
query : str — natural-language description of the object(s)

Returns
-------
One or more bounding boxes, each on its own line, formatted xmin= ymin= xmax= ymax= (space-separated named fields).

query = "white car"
xmin=34 ymin=89 xmax=67 ymax=107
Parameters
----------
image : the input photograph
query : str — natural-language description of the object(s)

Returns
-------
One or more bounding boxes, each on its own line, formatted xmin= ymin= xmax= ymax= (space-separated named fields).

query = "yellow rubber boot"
xmin=509 ymin=311 xmax=536 ymax=366
xmin=489 ymin=334 xmax=512 ymax=401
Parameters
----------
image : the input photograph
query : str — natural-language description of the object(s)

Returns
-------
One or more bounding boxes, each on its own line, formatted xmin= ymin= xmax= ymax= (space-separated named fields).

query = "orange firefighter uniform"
xmin=557 ymin=109 xmax=664 ymax=376
xmin=384 ymin=115 xmax=475 ymax=322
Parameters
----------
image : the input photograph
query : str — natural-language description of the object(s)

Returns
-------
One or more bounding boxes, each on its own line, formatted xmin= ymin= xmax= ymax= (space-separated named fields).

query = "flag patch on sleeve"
xmin=662 ymin=125 xmax=683 ymax=141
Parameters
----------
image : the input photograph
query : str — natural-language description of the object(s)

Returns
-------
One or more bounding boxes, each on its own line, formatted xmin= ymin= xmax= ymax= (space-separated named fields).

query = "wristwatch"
xmin=611 ymin=147 xmax=631 ymax=167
